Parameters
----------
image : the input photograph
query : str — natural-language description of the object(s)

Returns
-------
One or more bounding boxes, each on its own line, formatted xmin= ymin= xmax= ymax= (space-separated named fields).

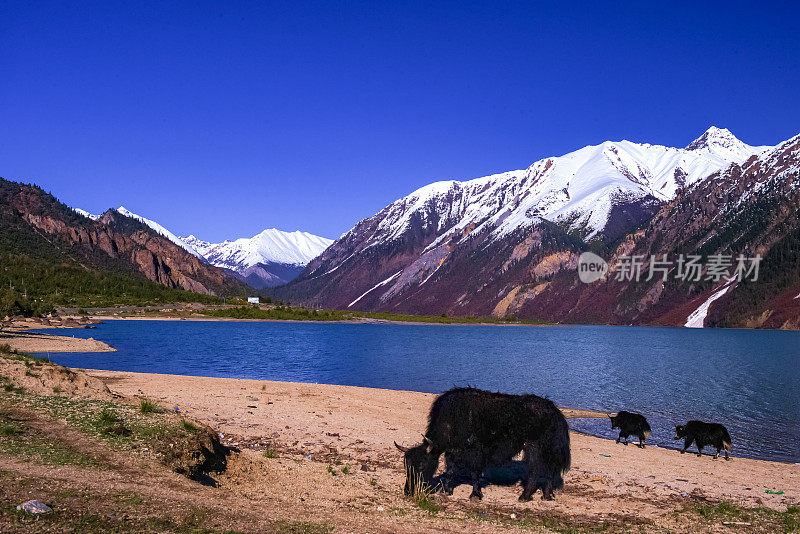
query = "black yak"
xmin=674 ymin=420 xmax=732 ymax=460
xmin=394 ymin=387 xmax=570 ymax=501
xmin=608 ymin=411 xmax=651 ymax=448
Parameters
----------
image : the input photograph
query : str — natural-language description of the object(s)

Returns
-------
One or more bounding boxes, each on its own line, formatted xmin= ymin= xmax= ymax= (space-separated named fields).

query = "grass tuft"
xmin=139 ymin=399 xmax=158 ymax=414
xmin=409 ymin=472 xmax=441 ymax=514
xmin=180 ymin=419 xmax=198 ymax=433
xmin=97 ymin=407 xmax=119 ymax=425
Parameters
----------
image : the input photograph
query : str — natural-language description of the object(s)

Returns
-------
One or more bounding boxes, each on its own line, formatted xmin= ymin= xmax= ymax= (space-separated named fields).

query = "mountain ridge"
xmin=181 ymin=229 xmax=333 ymax=288
xmin=70 ymin=206 xmax=334 ymax=289
xmin=276 ymin=128 xmax=799 ymax=328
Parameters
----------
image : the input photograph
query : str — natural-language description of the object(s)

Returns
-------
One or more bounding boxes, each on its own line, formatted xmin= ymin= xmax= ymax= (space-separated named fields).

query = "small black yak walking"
xmin=675 ymin=420 xmax=732 ymax=460
xmin=395 ymin=387 xmax=570 ymax=501
xmin=608 ymin=411 xmax=651 ymax=448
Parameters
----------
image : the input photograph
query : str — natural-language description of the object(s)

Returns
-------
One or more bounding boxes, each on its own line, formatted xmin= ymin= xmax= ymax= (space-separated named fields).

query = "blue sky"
xmin=2 ymin=1 xmax=798 ymax=241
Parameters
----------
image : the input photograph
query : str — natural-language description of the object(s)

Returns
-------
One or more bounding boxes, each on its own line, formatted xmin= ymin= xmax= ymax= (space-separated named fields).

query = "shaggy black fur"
xmin=609 ymin=411 xmax=652 ymax=448
xmin=395 ymin=387 xmax=570 ymax=501
xmin=675 ymin=420 xmax=732 ymax=460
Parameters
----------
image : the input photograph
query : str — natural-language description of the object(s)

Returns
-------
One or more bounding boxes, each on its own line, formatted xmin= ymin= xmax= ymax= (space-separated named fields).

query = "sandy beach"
xmin=0 ymin=319 xmax=116 ymax=353
xmin=87 ymin=371 xmax=798 ymax=521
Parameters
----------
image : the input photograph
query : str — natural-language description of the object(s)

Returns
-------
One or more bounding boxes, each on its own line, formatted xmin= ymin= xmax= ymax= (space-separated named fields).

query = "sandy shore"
xmin=86 ymin=369 xmax=798 ymax=523
xmin=0 ymin=329 xmax=115 ymax=353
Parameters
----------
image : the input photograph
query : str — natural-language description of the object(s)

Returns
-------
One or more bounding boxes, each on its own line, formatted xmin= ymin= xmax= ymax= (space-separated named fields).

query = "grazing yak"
xmin=394 ymin=387 xmax=570 ymax=501
xmin=608 ymin=411 xmax=651 ymax=448
xmin=675 ymin=420 xmax=732 ymax=460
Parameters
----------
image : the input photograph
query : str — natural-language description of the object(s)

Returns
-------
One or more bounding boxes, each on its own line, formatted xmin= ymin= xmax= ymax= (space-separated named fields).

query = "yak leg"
xmin=638 ymin=433 xmax=646 ymax=448
xmin=724 ymin=444 xmax=730 ymax=461
xmin=681 ymin=438 xmax=692 ymax=454
xmin=468 ymin=470 xmax=483 ymax=501
xmin=520 ymin=443 xmax=557 ymax=501
xmin=440 ymin=452 xmax=459 ymax=495
xmin=696 ymin=443 xmax=704 ymax=457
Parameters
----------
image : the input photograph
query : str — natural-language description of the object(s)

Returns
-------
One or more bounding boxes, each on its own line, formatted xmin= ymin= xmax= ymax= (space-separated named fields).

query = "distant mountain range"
xmin=181 ymin=231 xmax=333 ymax=288
xmin=276 ymin=127 xmax=800 ymax=329
xmin=4 ymin=126 xmax=798 ymax=328
xmin=72 ymin=207 xmax=333 ymax=288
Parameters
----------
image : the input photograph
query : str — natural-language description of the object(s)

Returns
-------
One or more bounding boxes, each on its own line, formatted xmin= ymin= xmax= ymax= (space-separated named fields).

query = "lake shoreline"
xmin=0 ymin=317 xmax=116 ymax=353
xmin=84 ymin=368 xmax=799 ymax=518
xmin=88 ymin=313 xmax=562 ymax=327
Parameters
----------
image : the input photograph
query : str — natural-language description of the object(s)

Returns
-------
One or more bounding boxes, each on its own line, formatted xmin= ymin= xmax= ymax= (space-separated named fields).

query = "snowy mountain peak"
xmin=329 ymin=128 xmax=776 ymax=259
xmin=686 ymin=126 xmax=738 ymax=149
xmin=182 ymin=229 xmax=333 ymax=270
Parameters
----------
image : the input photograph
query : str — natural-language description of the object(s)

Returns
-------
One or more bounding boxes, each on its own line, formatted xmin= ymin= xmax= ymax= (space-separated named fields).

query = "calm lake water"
xmin=37 ymin=320 xmax=800 ymax=463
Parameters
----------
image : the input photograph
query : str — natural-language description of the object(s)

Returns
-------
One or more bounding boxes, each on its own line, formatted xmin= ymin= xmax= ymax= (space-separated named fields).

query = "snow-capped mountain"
xmin=181 ymin=230 xmax=333 ymax=288
xmin=277 ymin=127 xmax=794 ymax=326
xmin=360 ymin=126 xmax=768 ymax=250
xmin=114 ymin=206 xmax=203 ymax=258
xmin=71 ymin=205 xmax=332 ymax=288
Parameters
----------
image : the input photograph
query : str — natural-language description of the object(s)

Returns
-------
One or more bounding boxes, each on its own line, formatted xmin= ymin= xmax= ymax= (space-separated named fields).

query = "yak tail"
xmin=722 ymin=428 xmax=732 ymax=450
xmin=544 ymin=412 xmax=571 ymax=474
xmin=643 ymin=429 xmax=652 ymax=439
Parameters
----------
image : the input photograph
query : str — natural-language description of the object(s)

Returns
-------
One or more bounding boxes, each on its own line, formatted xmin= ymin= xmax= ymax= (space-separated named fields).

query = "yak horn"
xmin=394 ymin=441 xmax=410 ymax=453
xmin=421 ymin=434 xmax=433 ymax=446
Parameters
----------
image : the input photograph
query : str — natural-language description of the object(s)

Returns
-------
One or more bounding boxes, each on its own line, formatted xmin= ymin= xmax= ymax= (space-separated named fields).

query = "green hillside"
xmin=0 ymin=179 xmax=241 ymax=317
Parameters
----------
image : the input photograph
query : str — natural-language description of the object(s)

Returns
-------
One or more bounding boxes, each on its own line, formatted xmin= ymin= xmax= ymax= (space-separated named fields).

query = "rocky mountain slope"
xmin=72 ymin=206 xmax=333 ymax=289
xmin=277 ymin=129 xmax=799 ymax=328
xmin=182 ymin=230 xmax=333 ymax=288
xmin=0 ymin=179 xmax=249 ymax=297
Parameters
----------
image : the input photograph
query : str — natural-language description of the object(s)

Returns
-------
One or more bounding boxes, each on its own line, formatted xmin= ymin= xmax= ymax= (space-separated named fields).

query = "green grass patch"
xmin=0 ymin=421 xmax=22 ymax=436
xmin=202 ymin=304 xmax=550 ymax=325
xmin=110 ymin=490 xmax=145 ymax=506
xmin=180 ymin=419 xmax=198 ymax=433
xmin=675 ymin=501 xmax=800 ymax=533
xmin=263 ymin=447 xmax=278 ymax=459
xmin=139 ymin=399 xmax=158 ymax=414
xmin=0 ymin=427 xmax=104 ymax=468
xmin=98 ymin=406 xmax=120 ymax=425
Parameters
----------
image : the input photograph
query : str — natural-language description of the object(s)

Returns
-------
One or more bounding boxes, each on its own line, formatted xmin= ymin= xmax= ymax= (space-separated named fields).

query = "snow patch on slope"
xmin=348 ymin=271 xmax=402 ymax=308
xmin=684 ymin=282 xmax=736 ymax=328
xmin=73 ymin=208 xmax=100 ymax=220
